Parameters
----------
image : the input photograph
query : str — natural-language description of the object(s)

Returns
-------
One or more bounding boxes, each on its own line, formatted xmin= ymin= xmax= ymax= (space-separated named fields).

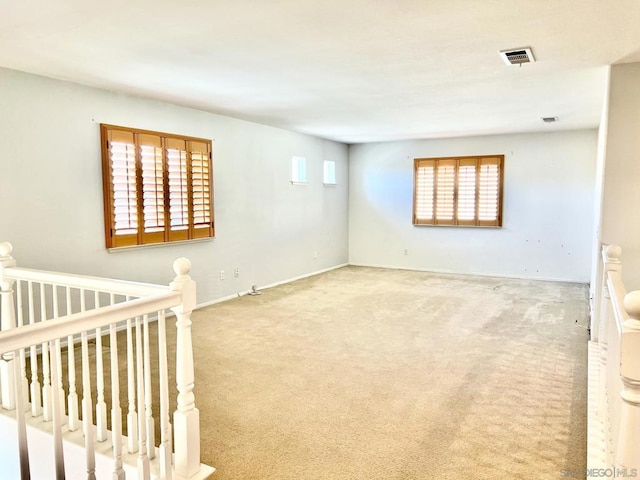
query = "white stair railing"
xmin=590 ymin=244 xmax=640 ymax=475
xmin=0 ymin=242 xmax=213 ymax=480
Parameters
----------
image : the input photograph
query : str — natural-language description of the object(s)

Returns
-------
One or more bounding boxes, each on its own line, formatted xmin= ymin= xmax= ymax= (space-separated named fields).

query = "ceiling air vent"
xmin=499 ymin=47 xmax=535 ymax=66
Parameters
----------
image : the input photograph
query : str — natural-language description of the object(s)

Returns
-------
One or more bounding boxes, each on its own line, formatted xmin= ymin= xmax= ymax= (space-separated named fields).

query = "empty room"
xmin=1 ymin=1 xmax=640 ymax=479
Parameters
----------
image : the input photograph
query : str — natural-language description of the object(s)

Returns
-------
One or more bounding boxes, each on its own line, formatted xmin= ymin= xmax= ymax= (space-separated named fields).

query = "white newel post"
xmin=0 ymin=242 xmax=30 ymax=478
xmin=599 ymin=245 xmax=621 ymax=419
xmin=617 ymin=291 xmax=640 ymax=472
xmin=170 ymin=258 xmax=201 ymax=478
xmin=0 ymin=242 xmax=17 ymax=410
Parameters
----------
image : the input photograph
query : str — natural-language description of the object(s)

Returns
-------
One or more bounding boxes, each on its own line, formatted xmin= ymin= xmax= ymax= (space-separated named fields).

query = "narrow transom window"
xmin=291 ymin=156 xmax=307 ymax=183
xmin=101 ymin=124 xmax=214 ymax=248
xmin=323 ymin=160 xmax=336 ymax=185
xmin=413 ymin=155 xmax=504 ymax=227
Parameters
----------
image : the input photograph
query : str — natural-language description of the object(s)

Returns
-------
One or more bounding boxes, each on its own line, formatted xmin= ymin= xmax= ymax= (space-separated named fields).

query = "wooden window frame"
xmin=412 ymin=154 xmax=504 ymax=227
xmin=101 ymin=124 xmax=214 ymax=249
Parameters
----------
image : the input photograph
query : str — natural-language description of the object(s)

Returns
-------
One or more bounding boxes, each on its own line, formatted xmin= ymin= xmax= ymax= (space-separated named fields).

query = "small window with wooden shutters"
xmin=101 ymin=124 xmax=214 ymax=248
xmin=413 ymin=155 xmax=503 ymax=227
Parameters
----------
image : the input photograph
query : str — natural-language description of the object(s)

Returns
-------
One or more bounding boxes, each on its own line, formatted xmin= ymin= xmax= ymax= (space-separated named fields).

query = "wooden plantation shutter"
xmin=103 ymin=129 xmax=139 ymax=247
xmin=413 ymin=155 xmax=503 ymax=227
xmin=435 ymin=159 xmax=456 ymax=225
xmin=101 ymin=125 xmax=214 ymax=248
xmin=189 ymin=140 xmax=214 ymax=239
xmin=166 ymin=138 xmax=190 ymax=242
xmin=477 ymin=156 xmax=502 ymax=227
xmin=413 ymin=159 xmax=435 ymax=225
xmin=139 ymin=134 xmax=165 ymax=244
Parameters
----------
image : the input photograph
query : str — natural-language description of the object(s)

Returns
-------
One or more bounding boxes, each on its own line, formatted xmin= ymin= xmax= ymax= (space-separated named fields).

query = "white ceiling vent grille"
xmin=499 ymin=47 xmax=535 ymax=66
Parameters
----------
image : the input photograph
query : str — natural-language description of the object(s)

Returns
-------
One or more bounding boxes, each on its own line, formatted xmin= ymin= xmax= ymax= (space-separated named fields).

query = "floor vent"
xmin=499 ymin=47 xmax=535 ymax=66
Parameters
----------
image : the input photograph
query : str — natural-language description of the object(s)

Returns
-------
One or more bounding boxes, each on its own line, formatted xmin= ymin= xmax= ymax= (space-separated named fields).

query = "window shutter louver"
xmin=165 ymin=138 xmax=190 ymax=242
xmin=457 ymin=158 xmax=477 ymax=226
xmin=414 ymin=160 xmax=435 ymax=224
xmin=435 ymin=159 xmax=456 ymax=225
xmin=106 ymin=130 xmax=138 ymax=247
xmin=478 ymin=157 xmax=502 ymax=226
xmin=189 ymin=140 xmax=214 ymax=239
xmin=138 ymin=134 xmax=166 ymax=244
xmin=101 ymin=125 xmax=214 ymax=248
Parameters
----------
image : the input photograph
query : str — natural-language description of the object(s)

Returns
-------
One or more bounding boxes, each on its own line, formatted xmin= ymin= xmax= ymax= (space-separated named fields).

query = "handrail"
xmin=0 ymin=291 xmax=181 ymax=355
xmin=607 ymin=272 xmax=628 ymax=336
xmin=5 ymin=266 xmax=170 ymax=297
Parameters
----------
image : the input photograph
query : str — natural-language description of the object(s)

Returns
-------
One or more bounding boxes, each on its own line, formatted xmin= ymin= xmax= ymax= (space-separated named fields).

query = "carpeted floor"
xmin=190 ymin=266 xmax=589 ymax=480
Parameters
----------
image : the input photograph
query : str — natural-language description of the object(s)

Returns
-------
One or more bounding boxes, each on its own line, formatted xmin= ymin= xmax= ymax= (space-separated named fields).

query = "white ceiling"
xmin=1 ymin=0 xmax=639 ymax=144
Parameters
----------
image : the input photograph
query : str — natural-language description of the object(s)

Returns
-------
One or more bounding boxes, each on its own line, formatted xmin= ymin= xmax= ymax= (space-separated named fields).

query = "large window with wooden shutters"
xmin=101 ymin=124 xmax=214 ymax=248
xmin=413 ymin=155 xmax=504 ymax=227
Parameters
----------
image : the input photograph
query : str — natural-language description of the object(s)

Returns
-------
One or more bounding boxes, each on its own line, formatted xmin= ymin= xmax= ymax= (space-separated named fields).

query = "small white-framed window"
xmin=323 ymin=160 xmax=336 ymax=185
xmin=291 ymin=156 xmax=308 ymax=184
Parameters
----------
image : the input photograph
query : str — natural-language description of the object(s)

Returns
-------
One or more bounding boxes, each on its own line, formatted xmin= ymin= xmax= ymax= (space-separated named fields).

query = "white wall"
xmin=600 ymin=62 xmax=640 ymax=290
xmin=0 ymin=67 xmax=349 ymax=305
xmin=349 ymin=130 xmax=597 ymax=282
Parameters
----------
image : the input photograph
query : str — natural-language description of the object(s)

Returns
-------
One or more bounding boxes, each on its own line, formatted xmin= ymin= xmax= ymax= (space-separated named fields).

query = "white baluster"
xmin=41 ymin=283 xmax=53 ymax=421
xmin=12 ymin=343 xmax=30 ymax=479
xmin=80 ymin=288 xmax=87 ymax=313
xmin=127 ymin=313 xmax=139 ymax=453
xmin=157 ymin=310 xmax=172 ymax=480
xmin=81 ymin=330 xmax=96 ymax=480
xmin=605 ymin=308 xmax=620 ymax=464
xmin=171 ymin=258 xmax=201 ymax=478
xmin=616 ymin=292 xmax=640 ymax=473
xmin=136 ymin=317 xmax=150 ymax=479
xmin=52 ymin=285 xmax=66 ymax=425
xmin=79 ymin=288 xmax=87 ymax=437
xmin=110 ymin=322 xmax=125 ymax=480
xmin=27 ymin=281 xmax=42 ymax=417
xmin=95 ymin=291 xmax=107 ymax=442
xmin=0 ymin=242 xmax=17 ymax=410
xmin=67 ymin=286 xmax=79 ymax=431
xmin=50 ymin=339 xmax=66 ymax=479
xmin=143 ymin=313 xmax=155 ymax=460
xmin=40 ymin=283 xmax=53 ymax=422
xmin=15 ymin=281 xmax=30 ymax=411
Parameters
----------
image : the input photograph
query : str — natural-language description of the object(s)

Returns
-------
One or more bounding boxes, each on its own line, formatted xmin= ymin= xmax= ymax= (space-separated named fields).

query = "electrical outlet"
xmin=220 ymin=270 xmax=225 ymax=280
xmin=234 ymin=268 xmax=239 ymax=278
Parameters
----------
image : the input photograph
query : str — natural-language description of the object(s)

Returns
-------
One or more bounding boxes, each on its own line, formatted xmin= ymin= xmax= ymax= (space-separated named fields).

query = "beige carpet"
xmin=190 ymin=266 xmax=589 ymax=480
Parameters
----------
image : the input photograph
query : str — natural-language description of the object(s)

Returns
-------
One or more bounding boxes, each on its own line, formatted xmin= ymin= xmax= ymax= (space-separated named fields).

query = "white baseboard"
xmin=195 ymin=261 xmax=587 ymax=311
xmin=347 ymin=262 xmax=588 ymax=285
xmin=195 ymin=263 xmax=349 ymax=310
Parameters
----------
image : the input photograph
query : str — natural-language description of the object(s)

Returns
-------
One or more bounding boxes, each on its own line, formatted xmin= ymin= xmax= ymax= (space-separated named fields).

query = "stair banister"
xmin=0 ymin=243 xmax=212 ymax=479
xmin=592 ymin=244 xmax=640 ymax=474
